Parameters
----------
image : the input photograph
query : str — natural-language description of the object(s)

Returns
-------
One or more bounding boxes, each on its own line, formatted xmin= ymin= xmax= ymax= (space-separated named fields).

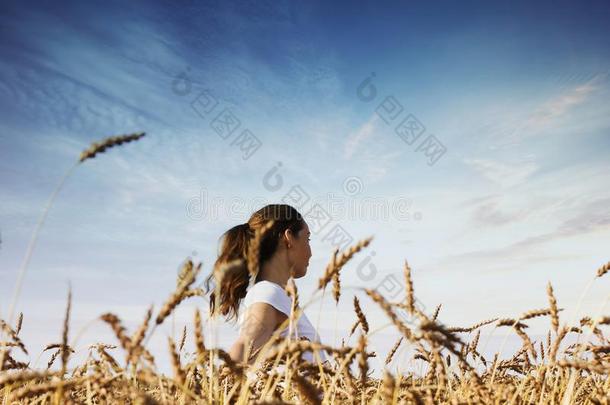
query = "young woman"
xmin=207 ymin=204 xmax=326 ymax=364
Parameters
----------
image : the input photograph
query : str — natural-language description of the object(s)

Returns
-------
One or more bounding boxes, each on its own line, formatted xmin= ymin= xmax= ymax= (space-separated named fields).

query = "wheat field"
xmin=1 ymin=251 xmax=609 ymax=404
xmin=1 ymin=135 xmax=609 ymax=404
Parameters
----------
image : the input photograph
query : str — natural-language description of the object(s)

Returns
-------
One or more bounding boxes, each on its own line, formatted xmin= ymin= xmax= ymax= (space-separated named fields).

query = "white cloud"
xmin=468 ymin=72 xmax=609 ymax=151
xmin=344 ymin=114 xmax=379 ymax=159
xmin=503 ymin=73 xmax=606 ymax=144
xmin=470 ymin=200 xmax=530 ymax=227
xmin=526 ymin=78 xmax=601 ymax=127
xmin=463 ymin=158 xmax=539 ymax=188
xmin=428 ymin=162 xmax=610 ymax=276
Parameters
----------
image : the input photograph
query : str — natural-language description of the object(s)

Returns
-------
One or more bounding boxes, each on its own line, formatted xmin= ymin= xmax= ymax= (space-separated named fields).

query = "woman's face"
xmin=287 ymin=222 xmax=312 ymax=278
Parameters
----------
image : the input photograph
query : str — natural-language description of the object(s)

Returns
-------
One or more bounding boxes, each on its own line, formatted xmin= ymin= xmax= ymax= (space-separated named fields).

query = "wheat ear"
xmin=318 ymin=237 xmax=373 ymax=290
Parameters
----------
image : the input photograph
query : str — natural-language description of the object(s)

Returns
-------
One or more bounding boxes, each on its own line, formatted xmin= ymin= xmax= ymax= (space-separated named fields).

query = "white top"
xmin=239 ymin=280 xmax=327 ymax=363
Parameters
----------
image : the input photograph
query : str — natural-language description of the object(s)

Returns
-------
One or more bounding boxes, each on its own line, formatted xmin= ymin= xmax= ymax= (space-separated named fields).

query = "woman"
xmin=207 ymin=204 xmax=326 ymax=364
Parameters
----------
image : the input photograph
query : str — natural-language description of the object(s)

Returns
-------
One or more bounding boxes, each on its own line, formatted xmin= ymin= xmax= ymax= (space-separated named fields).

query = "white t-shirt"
xmin=239 ymin=280 xmax=327 ymax=363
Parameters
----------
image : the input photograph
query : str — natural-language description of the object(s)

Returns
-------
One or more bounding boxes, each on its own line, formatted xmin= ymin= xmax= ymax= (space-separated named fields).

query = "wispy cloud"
xmin=469 ymin=72 xmax=609 ymax=152
xmin=463 ymin=158 xmax=539 ymax=188
xmin=522 ymin=77 xmax=601 ymax=130
xmin=344 ymin=114 xmax=379 ymax=159
xmin=471 ymin=200 xmax=530 ymax=227
xmin=443 ymin=196 xmax=610 ymax=265
xmin=500 ymin=74 xmax=607 ymax=146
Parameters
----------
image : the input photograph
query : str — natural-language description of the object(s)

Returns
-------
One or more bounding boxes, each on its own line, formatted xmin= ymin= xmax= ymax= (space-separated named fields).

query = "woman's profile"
xmin=206 ymin=204 xmax=326 ymax=365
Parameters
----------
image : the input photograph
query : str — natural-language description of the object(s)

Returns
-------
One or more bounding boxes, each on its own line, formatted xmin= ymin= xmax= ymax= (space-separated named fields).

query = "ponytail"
xmin=206 ymin=223 xmax=252 ymax=321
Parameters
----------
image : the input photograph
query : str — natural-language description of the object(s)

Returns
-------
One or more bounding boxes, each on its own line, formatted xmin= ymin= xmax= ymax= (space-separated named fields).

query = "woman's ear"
xmin=283 ymin=228 xmax=293 ymax=249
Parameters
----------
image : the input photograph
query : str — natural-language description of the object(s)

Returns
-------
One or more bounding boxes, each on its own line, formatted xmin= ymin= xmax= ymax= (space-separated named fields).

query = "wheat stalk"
xmin=60 ymin=286 xmax=72 ymax=378
xmin=168 ymin=337 xmax=185 ymax=387
xmin=404 ymin=260 xmax=415 ymax=314
xmin=79 ymin=132 xmax=146 ymax=162
xmin=156 ymin=260 xmax=201 ymax=325
xmin=2 ymin=240 xmax=609 ymax=403
xmin=331 ymin=271 xmax=341 ymax=304
xmin=179 ymin=326 xmax=187 ymax=352
xmin=100 ymin=313 xmax=132 ymax=352
xmin=318 ymin=237 xmax=373 ymax=290
xmin=364 ymin=289 xmax=413 ymax=340
xmin=547 ymin=282 xmax=560 ymax=334
xmin=595 ymin=261 xmax=610 ymax=278
xmin=385 ymin=337 xmax=403 ymax=365
xmin=247 ymin=220 xmax=275 ymax=283
xmin=15 ymin=313 xmax=23 ymax=335
xmin=352 ymin=296 xmax=369 ymax=334
xmin=4 ymin=131 xmax=146 ymax=337
xmin=292 ymin=374 xmax=321 ymax=405
xmin=0 ymin=320 xmax=28 ymax=355
xmin=128 ymin=305 xmax=153 ymax=366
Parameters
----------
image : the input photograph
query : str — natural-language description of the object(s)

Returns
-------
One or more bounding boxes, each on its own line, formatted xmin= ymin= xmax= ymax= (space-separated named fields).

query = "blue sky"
xmin=1 ymin=0 xmax=609 ymax=374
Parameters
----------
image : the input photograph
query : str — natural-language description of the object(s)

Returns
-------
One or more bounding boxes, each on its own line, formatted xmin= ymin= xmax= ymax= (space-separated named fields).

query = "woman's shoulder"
xmin=243 ymin=281 xmax=291 ymax=315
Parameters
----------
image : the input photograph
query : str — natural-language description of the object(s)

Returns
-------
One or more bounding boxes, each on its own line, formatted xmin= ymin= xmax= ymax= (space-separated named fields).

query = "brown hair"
xmin=206 ymin=204 xmax=305 ymax=321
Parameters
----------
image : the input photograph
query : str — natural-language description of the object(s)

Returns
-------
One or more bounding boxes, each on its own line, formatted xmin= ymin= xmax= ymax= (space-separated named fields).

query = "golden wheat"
xmin=317 ymin=237 xmax=373 ymax=290
xmin=1 ymin=250 xmax=609 ymax=404
xmin=79 ymin=132 xmax=146 ymax=162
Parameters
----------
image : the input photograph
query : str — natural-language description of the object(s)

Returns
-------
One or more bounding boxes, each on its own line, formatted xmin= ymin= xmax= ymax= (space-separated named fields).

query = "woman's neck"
xmin=258 ymin=252 xmax=290 ymax=289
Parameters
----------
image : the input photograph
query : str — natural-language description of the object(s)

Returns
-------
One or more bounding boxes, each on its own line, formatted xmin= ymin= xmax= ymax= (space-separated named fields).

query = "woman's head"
xmin=207 ymin=204 xmax=311 ymax=320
